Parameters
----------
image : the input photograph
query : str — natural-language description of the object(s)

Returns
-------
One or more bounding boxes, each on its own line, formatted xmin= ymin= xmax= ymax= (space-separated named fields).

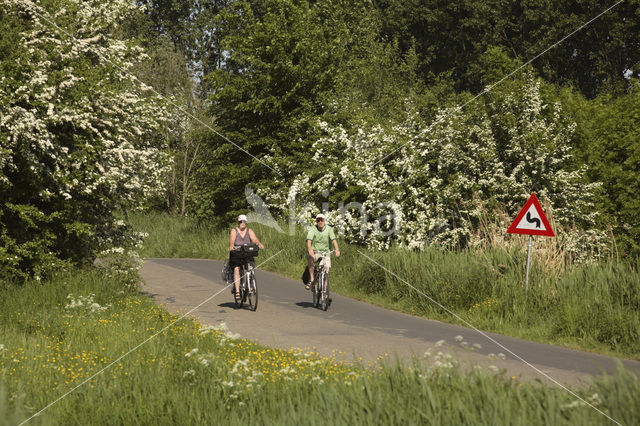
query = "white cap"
xmin=315 ymin=213 xmax=326 ymax=220
xmin=237 ymin=214 xmax=248 ymax=222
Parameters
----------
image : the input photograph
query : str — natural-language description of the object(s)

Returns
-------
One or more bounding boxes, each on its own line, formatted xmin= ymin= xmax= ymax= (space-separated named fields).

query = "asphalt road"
xmin=140 ymin=258 xmax=640 ymax=385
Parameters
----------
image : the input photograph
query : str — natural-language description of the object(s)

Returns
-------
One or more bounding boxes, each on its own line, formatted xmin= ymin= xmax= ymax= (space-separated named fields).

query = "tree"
xmin=133 ymin=36 xmax=210 ymax=216
xmin=564 ymin=84 xmax=640 ymax=256
xmin=190 ymin=0 xmax=422 ymax=224
xmin=190 ymin=0 xmax=353 ymax=224
xmin=263 ymin=75 xmax=603 ymax=255
xmin=375 ymin=0 xmax=640 ymax=97
xmin=135 ymin=0 xmax=234 ymax=84
xmin=0 ymin=0 xmax=169 ymax=281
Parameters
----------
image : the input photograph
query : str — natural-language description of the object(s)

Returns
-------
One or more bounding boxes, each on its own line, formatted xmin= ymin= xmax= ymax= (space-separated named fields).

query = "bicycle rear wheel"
xmin=247 ymin=272 xmax=258 ymax=311
xmin=322 ymin=272 xmax=330 ymax=311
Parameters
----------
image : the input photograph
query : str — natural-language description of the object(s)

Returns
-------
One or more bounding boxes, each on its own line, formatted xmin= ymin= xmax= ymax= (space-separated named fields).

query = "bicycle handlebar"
xmin=232 ymin=245 xmax=261 ymax=251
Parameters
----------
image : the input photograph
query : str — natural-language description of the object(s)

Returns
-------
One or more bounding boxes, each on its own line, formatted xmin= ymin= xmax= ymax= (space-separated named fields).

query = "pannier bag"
xmin=221 ymin=261 xmax=233 ymax=283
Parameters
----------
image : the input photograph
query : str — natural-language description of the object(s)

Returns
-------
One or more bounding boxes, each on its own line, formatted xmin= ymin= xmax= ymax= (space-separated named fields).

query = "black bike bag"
xmin=241 ymin=243 xmax=260 ymax=256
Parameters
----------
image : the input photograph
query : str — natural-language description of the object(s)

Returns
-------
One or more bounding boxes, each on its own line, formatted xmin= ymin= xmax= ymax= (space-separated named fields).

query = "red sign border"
xmin=507 ymin=193 xmax=555 ymax=237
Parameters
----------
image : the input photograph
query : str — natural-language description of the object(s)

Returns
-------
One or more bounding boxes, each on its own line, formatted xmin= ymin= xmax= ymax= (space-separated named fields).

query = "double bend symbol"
xmin=526 ymin=212 xmax=541 ymax=228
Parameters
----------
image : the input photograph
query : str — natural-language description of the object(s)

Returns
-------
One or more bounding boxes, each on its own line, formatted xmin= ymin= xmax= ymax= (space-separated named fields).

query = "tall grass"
xmin=130 ymin=213 xmax=640 ymax=359
xmin=1 ymin=268 xmax=639 ymax=424
xmin=467 ymin=196 xmax=616 ymax=273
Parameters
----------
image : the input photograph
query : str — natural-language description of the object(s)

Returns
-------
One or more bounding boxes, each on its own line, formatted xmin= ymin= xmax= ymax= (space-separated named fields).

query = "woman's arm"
xmin=229 ymin=229 xmax=235 ymax=251
xmin=248 ymin=229 xmax=264 ymax=250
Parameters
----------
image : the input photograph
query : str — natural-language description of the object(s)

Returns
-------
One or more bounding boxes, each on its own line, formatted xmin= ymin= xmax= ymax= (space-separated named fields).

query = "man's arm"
xmin=328 ymin=228 xmax=340 ymax=257
xmin=306 ymin=228 xmax=315 ymax=257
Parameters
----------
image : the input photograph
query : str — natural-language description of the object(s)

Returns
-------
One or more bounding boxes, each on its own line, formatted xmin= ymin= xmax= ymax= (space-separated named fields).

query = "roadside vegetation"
xmin=2 ymin=0 xmax=639 ymax=424
xmin=131 ymin=213 xmax=640 ymax=361
xmin=1 ymin=268 xmax=639 ymax=425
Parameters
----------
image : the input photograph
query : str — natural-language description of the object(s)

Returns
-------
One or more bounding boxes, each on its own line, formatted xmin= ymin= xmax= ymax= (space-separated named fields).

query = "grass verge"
xmin=1 ymin=268 xmax=639 ymax=424
xmin=130 ymin=212 xmax=640 ymax=360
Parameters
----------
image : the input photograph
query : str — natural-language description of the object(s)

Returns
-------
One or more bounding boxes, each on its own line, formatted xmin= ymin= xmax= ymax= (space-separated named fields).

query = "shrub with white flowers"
xmin=264 ymin=76 xmax=605 ymax=255
xmin=0 ymin=0 xmax=170 ymax=281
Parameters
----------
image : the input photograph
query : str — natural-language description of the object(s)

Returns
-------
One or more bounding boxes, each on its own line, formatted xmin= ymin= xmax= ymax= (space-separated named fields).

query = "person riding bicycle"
xmin=229 ymin=214 xmax=264 ymax=301
xmin=305 ymin=213 xmax=340 ymax=290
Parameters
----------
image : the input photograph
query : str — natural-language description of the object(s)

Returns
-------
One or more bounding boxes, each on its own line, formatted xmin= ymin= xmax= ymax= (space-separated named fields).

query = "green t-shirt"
xmin=306 ymin=225 xmax=336 ymax=252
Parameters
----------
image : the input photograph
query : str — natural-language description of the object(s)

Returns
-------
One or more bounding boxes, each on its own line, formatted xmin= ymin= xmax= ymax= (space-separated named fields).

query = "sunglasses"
xmin=316 ymin=218 xmax=324 ymax=222
xmin=238 ymin=220 xmax=246 ymax=223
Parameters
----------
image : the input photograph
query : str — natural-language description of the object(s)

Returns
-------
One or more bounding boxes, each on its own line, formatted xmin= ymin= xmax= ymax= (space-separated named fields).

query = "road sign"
xmin=507 ymin=193 xmax=555 ymax=237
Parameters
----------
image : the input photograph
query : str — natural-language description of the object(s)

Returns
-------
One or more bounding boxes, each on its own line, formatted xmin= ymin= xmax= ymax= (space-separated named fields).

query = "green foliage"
xmin=563 ymin=85 xmax=640 ymax=256
xmin=267 ymin=74 xmax=605 ymax=253
xmin=127 ymin=0 xmax=640 ymax=254
xmin=5 ymin=0 xmax=637 ymax=273
xmin=184 ymin=0 xmax=425 ymax=224
xmin=0 ymin=0 xmax=170 ymax=281
xmin=135 ymin=0 xmax=233 ymax=79
xmin=377 ymin=0 xmax=640 ymax=97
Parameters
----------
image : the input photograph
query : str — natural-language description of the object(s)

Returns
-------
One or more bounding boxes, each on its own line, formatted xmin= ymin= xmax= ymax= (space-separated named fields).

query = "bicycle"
xmin=229 ymin=244 xmax=259 ymax=311
xmin=311 ymin=250 xmax=332 ymax=311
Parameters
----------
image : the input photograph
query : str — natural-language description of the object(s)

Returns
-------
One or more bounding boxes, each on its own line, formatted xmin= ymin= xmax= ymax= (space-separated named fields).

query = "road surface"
xmin=140 ymin=258 xmax=640 ymax=386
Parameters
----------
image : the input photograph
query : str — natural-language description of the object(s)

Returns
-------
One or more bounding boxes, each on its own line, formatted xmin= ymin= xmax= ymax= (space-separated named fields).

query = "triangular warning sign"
xmin=507 ymin=193 xmax=555 ymax=237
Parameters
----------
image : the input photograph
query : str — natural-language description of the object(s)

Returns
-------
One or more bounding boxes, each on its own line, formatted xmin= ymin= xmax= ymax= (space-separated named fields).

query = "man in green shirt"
xmin=305 ymin=213 xmax=340 ymax=290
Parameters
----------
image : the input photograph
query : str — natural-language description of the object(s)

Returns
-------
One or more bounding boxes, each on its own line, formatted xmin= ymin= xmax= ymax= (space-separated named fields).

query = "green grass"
xmin=1 ymin=268 xmax=639 ymax=424
xmin=130 ymin=212 xmax=640 ymax=360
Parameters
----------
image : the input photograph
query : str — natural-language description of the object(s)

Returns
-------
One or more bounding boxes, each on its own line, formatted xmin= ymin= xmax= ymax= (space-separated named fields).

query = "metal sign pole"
xmin=525 ymin=236 xmax=533 ymax=292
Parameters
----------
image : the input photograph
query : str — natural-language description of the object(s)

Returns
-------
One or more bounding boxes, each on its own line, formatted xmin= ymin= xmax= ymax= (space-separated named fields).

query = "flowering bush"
xmin=264 ymin=76 xmax=606 ymax=255
xmin=0 ymin=0 xmax=170 ymax=281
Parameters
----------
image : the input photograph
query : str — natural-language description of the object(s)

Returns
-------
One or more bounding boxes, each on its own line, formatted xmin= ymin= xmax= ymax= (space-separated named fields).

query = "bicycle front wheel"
xmin=235 ymin=275 xmax=244 ymax=309
xmin=322 ymin=272 xmax=330 ymax=311
xmin=313 ymin=269 xmax=321 ymax=308
xmin=247 ymin=272 xmax=258 ymax=311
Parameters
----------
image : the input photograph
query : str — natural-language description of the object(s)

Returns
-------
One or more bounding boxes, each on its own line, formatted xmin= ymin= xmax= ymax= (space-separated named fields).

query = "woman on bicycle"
xmin=305 ymin=213 xmax=340 ymax=290
xmin=229 ymin=214 xmax=264 ymax=301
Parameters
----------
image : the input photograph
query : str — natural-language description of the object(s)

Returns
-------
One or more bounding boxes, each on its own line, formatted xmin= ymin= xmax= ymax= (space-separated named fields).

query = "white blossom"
xmin=262 ymin=75 xmax=605 ymax=257
xmin=1 ymin=0 xmax=171 ymax=280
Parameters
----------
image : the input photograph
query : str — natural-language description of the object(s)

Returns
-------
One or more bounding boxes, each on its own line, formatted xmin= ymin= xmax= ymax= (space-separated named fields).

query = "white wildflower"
xmin=184 ymin=348 xmax=199 ymax=358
